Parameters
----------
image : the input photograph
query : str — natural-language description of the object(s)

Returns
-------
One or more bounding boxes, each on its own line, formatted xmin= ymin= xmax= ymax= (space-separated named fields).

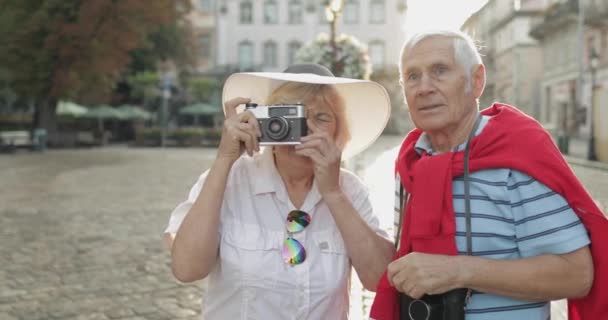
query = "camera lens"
xmin=265 ymin=117 xmax=290 ymax=141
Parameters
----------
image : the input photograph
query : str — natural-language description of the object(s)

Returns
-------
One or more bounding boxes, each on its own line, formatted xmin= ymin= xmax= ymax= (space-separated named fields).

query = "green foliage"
xmin=170 ymin=127 xmax=204 ymax=142
xmin=127 ymin=71 xmax=160 ymax=108
xmin=0 ymin=0 xmax=192 ymax=132
xmin=129 ymin=20 xmax=196 ymax=74
xmin=187 ymin=78 xmax=220 ymax=103
xmin=203 ymin=127 xmax=223 ymax=140
xmin=134 ymin=126 xmax=221 ymax=147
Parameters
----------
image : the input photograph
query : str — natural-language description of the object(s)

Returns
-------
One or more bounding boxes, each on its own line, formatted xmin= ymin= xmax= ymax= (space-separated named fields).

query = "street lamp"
xmin=588 ymin=47 xmax=599 ymax=161
xmin=160 ymin=72 xmax=172 ymax=148
xmin=325 ymin=0 xmax=344 ymax=74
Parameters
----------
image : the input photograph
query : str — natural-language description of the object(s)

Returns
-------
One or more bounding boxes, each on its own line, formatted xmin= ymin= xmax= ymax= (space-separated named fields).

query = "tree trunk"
xmin=33 ymin=98 xmax=58 ymax=145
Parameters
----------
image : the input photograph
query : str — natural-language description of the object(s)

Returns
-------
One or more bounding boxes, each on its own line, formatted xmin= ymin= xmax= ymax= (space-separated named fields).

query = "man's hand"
xmin=388 ymin=252 xmax=462 ymax=299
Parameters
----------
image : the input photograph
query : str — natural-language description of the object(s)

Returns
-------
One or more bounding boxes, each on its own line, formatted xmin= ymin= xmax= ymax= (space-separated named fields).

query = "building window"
xmin=200 ymin=34 xmax=211 ymax=58
xmin=288 ymin=41 xmax=302 ymax=65
xmin=240 ymin=1 xmax=253 ymax=24
xmin=369 ymin=0 xmax=385 ymax=24
xmin=343 ymin=0 xmax=359 ymax=24
xmin=319 ymin=5 xmax=329 ymax=24
xmin=369 ymin=41 xmax=385 ymax=66
xmin=263 ymin=41 xmax=278 ymax=68
xmin=199 ymin=0 xmax=213 ymax=12
xmin=238 ymin=41 xmax=254 ymax=70
xmin=288 ymin=0 xmax=303 ymax=24
xmin=264 ymin=0 xmax=278 ymax=24
xmin=513 ymin=0 xmax=521 ymax=11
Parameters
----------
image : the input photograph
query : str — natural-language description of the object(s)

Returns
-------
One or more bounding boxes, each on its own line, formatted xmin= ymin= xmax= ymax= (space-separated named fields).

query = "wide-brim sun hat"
xmin=222 ymin=64 xmax=391 ymax=159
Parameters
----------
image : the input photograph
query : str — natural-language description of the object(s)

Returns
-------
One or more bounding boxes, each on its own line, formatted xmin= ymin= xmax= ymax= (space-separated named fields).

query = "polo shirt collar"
xmin=414 ymin=115 xmax=490 ymax=156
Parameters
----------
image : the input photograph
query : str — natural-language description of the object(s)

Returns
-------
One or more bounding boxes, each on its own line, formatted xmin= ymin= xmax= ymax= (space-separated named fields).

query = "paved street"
xmin=1 ymin=136 xmax=607 ymax=320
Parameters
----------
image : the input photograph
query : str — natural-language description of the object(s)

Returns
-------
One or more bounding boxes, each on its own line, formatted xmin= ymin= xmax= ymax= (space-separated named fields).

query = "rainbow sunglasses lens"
xmin=282 ymin=238 xmax=306 ymax=265
xmin=282 ymin=210 xmax=311 ymax=265
xmin=285 ymin=210 xmax=311 ymax=233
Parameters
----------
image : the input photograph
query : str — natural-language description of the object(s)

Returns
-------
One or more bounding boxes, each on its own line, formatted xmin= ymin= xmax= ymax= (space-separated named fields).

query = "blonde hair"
xmin=266 ymin=82 xmax=351 ymax=149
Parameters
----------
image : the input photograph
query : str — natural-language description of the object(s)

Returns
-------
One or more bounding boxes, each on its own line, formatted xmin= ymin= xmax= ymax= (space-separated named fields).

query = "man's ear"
xmin=472 ymin=64 xmax=486 ymax=99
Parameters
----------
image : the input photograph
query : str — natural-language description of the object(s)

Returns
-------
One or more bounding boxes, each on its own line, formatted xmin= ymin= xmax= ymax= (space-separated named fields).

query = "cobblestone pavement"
xmin=0 ymin=146 xmax=216 ymax=320
xmin=0 ymin=137 xmax=606 ymax=320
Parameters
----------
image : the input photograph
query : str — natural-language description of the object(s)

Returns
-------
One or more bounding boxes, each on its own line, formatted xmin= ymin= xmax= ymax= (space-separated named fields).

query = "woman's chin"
xmin=275 ymin=148 xmax=313 ymax=167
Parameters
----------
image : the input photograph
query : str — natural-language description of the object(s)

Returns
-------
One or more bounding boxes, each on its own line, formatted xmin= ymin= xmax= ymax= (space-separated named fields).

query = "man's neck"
xmin=427 ymin=111 xmax=479 ymax=154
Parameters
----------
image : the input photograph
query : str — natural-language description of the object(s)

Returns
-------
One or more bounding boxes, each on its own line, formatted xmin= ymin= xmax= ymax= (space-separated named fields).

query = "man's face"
xmin=400 ymin=36 xmax=481 ymax=133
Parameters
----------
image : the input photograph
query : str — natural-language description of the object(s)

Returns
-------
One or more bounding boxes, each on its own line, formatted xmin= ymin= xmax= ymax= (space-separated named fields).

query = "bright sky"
xmin=404 ymin=0 xmax=488 ymax=35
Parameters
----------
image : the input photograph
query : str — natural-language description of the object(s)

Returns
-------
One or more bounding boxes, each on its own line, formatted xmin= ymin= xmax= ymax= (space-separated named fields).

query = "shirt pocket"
xmin=312 ymin=229 xmax=350 ymax=291
xmin=221 ymin=222 xmax=282 ymax=289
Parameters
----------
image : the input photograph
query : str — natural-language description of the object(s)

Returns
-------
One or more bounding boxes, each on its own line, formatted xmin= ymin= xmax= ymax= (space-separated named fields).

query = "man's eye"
xmin=407 ymin=73 xmax=419 ymax=81
xmin=434 ymin=66 xmax=447 ymax=75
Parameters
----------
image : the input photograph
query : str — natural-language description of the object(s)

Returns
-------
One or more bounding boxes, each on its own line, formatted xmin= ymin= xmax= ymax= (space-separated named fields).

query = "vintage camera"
xmin=245 ymin=102 xmax=308 ymax=145
xmin=399 ymin=289 xmax=468 ymax=320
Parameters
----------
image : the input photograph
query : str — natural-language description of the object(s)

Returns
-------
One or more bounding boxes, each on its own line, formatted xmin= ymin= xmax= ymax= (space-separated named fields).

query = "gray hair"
xmin=399 ymin=30 xmax=482 ymax=91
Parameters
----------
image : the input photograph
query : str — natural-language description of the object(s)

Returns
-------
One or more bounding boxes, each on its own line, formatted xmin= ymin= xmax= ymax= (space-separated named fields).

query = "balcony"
xmin=587 ymin=0 xmax=608 ymax=26
xmin=529 ymin=0 xmax=578 ymax=39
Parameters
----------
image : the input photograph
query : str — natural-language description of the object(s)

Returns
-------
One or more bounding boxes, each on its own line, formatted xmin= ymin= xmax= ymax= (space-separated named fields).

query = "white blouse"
xmin=165 ymin=149 xmax=387 ymax=320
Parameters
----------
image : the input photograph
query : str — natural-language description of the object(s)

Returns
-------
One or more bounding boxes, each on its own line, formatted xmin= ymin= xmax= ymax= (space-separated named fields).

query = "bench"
xmin=0 ymin=130 xmax=33 ymax=152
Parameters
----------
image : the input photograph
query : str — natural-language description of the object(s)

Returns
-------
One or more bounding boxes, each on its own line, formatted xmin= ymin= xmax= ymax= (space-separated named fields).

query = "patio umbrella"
xmin=116 ymin=105 xmax=152 ymax=121
xmin=179 ymin=103 xmax=221 ymax=125
xmin=82 ymin=105 xmax=123 ymax=132
xmin=56 ymin=101 xmax=88 ymax=117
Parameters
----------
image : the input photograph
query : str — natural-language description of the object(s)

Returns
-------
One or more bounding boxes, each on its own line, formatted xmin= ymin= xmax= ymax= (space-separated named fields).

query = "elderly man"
xmin=370 ymin=30 xmax=608 ymax=320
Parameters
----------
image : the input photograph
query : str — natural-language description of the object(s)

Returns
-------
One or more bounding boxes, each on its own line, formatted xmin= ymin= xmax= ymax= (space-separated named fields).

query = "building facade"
xmin=462 ymin=0 xmax=547 ymax=117
xmin=187 ymin=0 xmax=217 ymax=72
xmin=530 ymin=0 xmax=608 ymax=160
xmin=214 ymin=0 xmax=408 ymax=73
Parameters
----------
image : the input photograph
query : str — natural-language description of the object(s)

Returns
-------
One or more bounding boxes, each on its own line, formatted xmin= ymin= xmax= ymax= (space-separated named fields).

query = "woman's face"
xmin=273 ymin=98 xmax=338 ymax=169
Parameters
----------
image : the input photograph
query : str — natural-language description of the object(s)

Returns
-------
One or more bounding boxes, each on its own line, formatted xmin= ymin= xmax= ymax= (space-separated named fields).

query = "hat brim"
xmin=222 ymin=72 xmax=391 ymax=159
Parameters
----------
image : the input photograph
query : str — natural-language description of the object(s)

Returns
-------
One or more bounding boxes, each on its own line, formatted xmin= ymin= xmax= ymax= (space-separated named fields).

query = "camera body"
xmin=399 ymin=289 xmax=467 ymax=320
xmin=245 ymin=102 xmax=308 ymax=145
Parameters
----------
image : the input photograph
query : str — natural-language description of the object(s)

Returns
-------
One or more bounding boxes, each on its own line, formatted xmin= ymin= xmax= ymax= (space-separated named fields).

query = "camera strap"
xmin=396 ymin=114 xmax=482 ymax=305
xmin=462 ymin=114 xmax=483 ymax=304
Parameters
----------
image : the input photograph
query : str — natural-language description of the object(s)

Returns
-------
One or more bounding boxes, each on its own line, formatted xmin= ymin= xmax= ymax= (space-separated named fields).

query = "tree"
xmin=187 ymin=77 xmax=220 ymax=103
xmin=0 ymin=0 xmax=190 ymax=140
xmin=127 ymin=71 xmax=160 ymax=109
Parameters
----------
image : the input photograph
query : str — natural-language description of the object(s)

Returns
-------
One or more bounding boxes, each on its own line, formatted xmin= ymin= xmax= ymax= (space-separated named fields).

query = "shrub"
xmin=295 ymin=33 xmax=371 ymax=79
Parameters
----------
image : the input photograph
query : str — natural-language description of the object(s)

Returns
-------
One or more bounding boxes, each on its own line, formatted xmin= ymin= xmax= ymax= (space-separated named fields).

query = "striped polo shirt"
xmin=393 ymin=115 xmax=590 ymax=320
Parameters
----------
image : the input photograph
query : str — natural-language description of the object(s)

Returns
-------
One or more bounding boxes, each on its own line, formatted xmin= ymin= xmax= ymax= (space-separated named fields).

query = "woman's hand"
xmin=294 ymin=119 xmax=342 ymax=197
xmin=216 ymin=97 xmax=261 ymax=163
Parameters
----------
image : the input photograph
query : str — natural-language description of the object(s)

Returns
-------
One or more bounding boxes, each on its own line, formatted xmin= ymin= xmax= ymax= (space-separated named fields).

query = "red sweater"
xmin=370 ymin=103 xmax=607 ymax=320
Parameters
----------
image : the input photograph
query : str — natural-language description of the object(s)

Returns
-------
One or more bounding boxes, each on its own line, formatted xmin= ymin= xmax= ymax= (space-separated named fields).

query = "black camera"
xmin=245 ymin=102 xmax=308 ymax=145
xmin=399 ymin=289 xmax=468 ymax=320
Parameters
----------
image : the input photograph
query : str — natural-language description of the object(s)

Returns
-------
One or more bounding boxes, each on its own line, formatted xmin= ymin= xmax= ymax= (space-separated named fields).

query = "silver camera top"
xmin=245 ymin=102 xmax=306 ymax=119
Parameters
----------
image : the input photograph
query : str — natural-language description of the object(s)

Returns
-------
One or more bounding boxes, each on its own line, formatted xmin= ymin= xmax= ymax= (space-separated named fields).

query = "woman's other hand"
xmin=217 ymin=97 xmax=261 ymax=163
xmin=294 ymin=119 xmax=342 ymax=196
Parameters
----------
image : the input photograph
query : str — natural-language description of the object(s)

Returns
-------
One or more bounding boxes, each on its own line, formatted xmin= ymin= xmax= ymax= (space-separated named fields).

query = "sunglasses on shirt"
xmin=282 ymin=210 xmax=311 ymax=265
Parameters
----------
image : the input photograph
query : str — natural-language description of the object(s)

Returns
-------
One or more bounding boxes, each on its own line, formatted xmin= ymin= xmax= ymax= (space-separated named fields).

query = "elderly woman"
xmin=163 ymin=64 xmax=394 ymax=319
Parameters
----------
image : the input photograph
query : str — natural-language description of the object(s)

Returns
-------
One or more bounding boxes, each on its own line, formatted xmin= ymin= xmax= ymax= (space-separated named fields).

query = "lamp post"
xmin=160 ymin=73 xmax=172 ymax=148
xmin=587 ymin=47 xmax=599 ymax=161
xmin=325 ymin=0 xmax=344 ymax=75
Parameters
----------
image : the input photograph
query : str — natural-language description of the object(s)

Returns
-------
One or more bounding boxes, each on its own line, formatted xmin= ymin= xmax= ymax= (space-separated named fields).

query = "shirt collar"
xmin=414 ymin=115 xmax=490 ymax=156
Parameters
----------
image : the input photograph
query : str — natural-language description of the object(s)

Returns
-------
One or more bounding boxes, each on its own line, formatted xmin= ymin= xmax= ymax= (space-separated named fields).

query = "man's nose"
xmin=417 ymin=74 xmax=436 ymax=96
